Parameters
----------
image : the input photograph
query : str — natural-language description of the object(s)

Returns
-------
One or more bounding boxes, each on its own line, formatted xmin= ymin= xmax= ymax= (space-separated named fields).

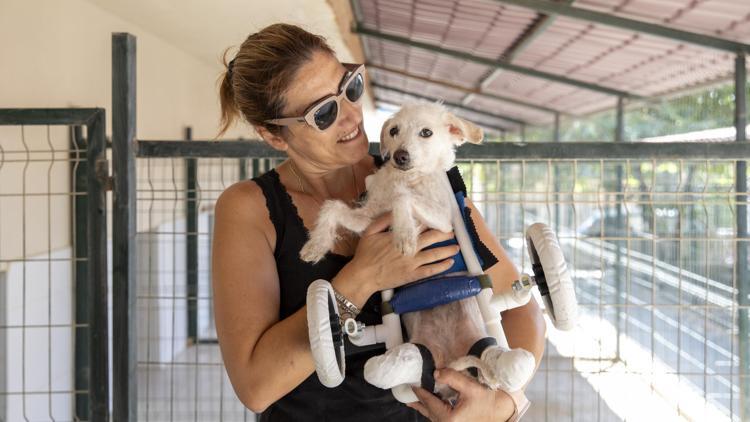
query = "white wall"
xmin=0 ymin=0 xmax=252 ymax=141
xmin=0 ymin=1 xmax=368 ymax=419
xmin=3 ymin=248 xmax=74 ymax=421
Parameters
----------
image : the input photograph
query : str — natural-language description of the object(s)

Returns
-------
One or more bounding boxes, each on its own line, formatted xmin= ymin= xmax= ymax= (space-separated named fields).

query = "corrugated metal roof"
xmin=354 ymin=0 xmax=750 ymax=128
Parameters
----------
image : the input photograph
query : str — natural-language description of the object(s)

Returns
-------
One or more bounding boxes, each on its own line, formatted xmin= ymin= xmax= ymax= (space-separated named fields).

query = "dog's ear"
xmin=444 ymin=113 xmax=483 ymax=145
xmin=379 ymin=118 xmax=393 ymax=161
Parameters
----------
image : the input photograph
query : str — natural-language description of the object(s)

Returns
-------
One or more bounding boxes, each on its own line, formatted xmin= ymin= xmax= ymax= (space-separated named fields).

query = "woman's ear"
xmin=255 ymin=125 xmax=289 ymax=151
xmin=444 ymin=113 xmax=483 ymax=145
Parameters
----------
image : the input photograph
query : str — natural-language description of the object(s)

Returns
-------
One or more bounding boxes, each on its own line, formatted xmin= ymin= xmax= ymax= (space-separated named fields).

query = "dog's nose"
xmin=393 ymin=149 xmax=410 ymax=167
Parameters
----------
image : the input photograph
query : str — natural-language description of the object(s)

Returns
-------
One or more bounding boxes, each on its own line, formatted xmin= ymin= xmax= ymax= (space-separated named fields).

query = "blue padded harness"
xmin=389 ymin=191 xmax=486 ymax=315
xmin=390 ymin=275 xmax=483 ymax=314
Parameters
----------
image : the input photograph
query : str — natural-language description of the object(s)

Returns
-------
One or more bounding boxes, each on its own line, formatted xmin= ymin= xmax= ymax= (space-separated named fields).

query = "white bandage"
xmin=363 ymin=343 xmax=423 ymax=389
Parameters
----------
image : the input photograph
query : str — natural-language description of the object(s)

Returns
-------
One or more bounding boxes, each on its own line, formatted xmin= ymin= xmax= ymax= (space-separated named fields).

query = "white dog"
xmin=301 ymin=102 xmax=535 ymax=400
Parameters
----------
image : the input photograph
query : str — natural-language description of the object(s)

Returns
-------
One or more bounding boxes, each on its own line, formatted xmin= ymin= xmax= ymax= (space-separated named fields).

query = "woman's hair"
xmin=217 ymin=23 xmax=336 ymax=137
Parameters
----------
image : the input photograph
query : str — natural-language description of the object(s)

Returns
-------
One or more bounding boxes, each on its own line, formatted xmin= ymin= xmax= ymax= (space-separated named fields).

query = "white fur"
xmin=301 ymin=102 xmax=534 ymax=398
xmin=300 ymin=102 xmax=475 ymax=262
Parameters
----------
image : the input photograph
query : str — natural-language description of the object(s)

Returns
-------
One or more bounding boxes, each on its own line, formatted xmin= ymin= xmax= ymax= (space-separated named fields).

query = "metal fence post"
xmin=112 ymin=32 xmax=138 ymax=422
xmin=86 ymin=109 xmax=109 ymax=422
xmin=615 ymin=96 xmax=625 ymax=360
xmin=736 ymin=53 xmax=749 ymax=421
xmin=186 ymin=127 xmax=198 ymax=343
xmin=239 ymin=137 xmax=248 ymax=180
xmin=71 ymin=126 xmax=90 ymax=420
xmin=553 ymin=112 xmax=561 ymax=234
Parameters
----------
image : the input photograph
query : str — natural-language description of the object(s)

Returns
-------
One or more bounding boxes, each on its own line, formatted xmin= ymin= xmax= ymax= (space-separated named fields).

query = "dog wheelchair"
xmin=306 ymin=170 xmax=578 ymax=406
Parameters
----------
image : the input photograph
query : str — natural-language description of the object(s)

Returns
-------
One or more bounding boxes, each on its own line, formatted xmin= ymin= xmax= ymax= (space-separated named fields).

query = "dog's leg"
xmin=392 ymin=191 xmax=418 ymax=256
xmin=363 ymin=343 xmax=426 ymax=390
xmin=335 ymin=205 xmax=374 ymax=235
xmin=469 ymin=346 xmax=535 ymax=392
xmin=412 ymin=199 xmax=452 ymax=233
xmin=300 ymin=200 xmax=349 ymax=263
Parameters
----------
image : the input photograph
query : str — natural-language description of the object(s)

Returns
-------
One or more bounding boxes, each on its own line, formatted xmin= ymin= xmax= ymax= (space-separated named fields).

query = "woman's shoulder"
xmin=214 ymin=178 xmax=270 ymax=228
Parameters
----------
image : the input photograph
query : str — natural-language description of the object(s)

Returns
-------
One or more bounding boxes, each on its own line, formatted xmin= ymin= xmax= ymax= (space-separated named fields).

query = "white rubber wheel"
xmin=306 ymin=279 xmax=346 ymax=387
xmin=526 ymin=223 xmax=578 ymax=331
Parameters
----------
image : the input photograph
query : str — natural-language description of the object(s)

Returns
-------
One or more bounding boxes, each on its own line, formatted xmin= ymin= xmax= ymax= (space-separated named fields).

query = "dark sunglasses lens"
xmin=314 ymin=100 xmax=338 ymax=130
xmin=345 ymin=73 xmax=364 ymax=103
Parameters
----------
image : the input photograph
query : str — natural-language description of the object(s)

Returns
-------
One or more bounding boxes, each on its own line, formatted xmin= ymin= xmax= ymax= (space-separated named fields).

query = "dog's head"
xmin=379 ymin=102 xmax=483 ymax=174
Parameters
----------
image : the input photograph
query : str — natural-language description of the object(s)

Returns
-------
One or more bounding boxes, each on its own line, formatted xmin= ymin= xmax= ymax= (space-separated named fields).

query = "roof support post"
xmin=736 ymin=53 xmax=749 ymax=422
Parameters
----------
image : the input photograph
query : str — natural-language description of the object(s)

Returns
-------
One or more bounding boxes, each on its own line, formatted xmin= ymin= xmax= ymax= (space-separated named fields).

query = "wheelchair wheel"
xmin=526 ymin=223 xmax=578 ymax=331
xmin=306 ymin=279 xmax=346 ymax=387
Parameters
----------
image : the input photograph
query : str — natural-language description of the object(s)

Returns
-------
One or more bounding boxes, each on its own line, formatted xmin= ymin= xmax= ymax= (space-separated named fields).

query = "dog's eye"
xmin=419 ymin=128 xmax=433 ymax=138
xmin=389 ymin=126 xmax=399 ymax=137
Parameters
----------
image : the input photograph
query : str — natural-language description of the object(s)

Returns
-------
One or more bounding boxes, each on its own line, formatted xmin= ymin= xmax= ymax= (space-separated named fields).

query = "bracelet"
xmin=333 ymin=288 xmax=361 ymax=321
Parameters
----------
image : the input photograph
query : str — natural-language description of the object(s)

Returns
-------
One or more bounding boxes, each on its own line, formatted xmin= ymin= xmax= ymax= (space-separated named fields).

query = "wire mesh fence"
xmin=0 ymin=110 xmax=109 ymax=422
xmin=459 ymin=158 xmax=745 ymax=421
xmin=1 ymin=119 xmax=747 ymax=421
xmin=134 ymin=153 xmax=281 ymax=422
xmin=128 ymin=143 xmax=748 ymax=422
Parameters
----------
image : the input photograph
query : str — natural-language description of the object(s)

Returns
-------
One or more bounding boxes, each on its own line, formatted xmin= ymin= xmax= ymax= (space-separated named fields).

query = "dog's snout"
xmin=393 ymin=149 xmax=410 ymax=168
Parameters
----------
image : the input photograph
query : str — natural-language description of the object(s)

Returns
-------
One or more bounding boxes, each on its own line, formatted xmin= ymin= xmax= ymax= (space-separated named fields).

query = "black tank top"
xmin=251 ymin=161 xmax=496 ymax=421
xmin=252 ymin=161 xmax=427 ymax=422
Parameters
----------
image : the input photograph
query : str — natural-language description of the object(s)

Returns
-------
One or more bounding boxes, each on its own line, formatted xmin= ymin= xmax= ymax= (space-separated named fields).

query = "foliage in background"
xmin=505 ymin=81 xmax=750 ymax=142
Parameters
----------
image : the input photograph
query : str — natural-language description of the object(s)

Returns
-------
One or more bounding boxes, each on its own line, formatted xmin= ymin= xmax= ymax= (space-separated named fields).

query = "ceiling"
xmin=356 ymin=0 xmax=750 ymax=132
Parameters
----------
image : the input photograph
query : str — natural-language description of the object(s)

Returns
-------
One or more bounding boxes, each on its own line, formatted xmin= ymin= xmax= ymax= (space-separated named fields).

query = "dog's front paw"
xmin=394 ymin=232 xmax=418 ymax=256
xmin=300 ymin=239 xmax=328 ymax=264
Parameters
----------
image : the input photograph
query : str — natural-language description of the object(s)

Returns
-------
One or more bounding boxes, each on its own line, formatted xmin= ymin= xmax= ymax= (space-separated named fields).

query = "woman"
xmin=211 ymin=23 xmax=546 ymax=421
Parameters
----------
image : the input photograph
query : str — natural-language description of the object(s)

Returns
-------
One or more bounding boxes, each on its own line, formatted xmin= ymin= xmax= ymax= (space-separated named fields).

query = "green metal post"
xmin=554 ymin=113 xmax=561 ymax=233
xmin=239 ymin=137 xmax=248 ymax=181
xmin=112 ymin=32 xmax=138 ymax=422
xmin=86 ymin=110 xmax=109 ymax=422
xmin=71 ymin=126 xmax=90 ymax=419
xmin=185 ymin=127 xmax=198 ymax=343
xmin=736 ymin=53 xmax=749 ymax=421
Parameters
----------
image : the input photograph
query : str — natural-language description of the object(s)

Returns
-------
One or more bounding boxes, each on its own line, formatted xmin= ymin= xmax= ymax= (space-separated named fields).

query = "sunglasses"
xmin=265 ymin=63 xmax=366 ymax=132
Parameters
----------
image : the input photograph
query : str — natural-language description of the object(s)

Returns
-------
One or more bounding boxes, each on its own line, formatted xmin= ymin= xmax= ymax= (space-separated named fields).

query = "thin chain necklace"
xmin=288 ymin=160 xmax=360 ymax=206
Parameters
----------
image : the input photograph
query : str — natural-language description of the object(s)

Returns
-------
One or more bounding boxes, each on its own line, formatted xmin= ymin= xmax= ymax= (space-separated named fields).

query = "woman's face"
xmin=274 ymin=51 xmax=370 ymax=169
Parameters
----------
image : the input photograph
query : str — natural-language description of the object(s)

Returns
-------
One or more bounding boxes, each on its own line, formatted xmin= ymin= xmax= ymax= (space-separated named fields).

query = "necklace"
xmin=288 ymin=160 xmax=360 ymax=206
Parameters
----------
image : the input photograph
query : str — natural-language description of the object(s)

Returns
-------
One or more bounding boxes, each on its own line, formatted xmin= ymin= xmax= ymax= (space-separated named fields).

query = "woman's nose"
xmin=337 ymin=97 xmax=361 ymax=128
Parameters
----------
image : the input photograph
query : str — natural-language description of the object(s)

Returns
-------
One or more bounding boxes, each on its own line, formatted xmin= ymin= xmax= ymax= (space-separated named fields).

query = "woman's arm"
xmin=212 ymin=181 xmax=316 ymax=412
xmin=212 ymin=182 xmax=460 ymax=413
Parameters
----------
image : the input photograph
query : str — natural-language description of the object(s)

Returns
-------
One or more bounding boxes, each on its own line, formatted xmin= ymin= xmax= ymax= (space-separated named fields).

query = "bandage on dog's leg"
xmin=363 ymin=343 xmax=435 ymax=391
xmin=481 ymin=346 xmax=535 ymax=392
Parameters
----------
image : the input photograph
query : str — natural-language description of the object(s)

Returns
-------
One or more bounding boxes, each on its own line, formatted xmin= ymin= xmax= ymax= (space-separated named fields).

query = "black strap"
xmin=467 ymin=337 xmax=497 ymax=377
xmin=414 ymin=343 xmax=435 ymax=394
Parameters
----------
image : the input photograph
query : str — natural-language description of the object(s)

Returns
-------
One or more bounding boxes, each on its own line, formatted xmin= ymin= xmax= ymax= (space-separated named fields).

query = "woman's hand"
xmin=407 ymin=368 xmax=516 ymax=422
xmin=333 ymin=213 xmax=459 ymax=305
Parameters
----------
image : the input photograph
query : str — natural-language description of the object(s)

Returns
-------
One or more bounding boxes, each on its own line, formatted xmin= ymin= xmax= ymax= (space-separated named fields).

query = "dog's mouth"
xmin=391 ymin=161 xmax=413 ymax=171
